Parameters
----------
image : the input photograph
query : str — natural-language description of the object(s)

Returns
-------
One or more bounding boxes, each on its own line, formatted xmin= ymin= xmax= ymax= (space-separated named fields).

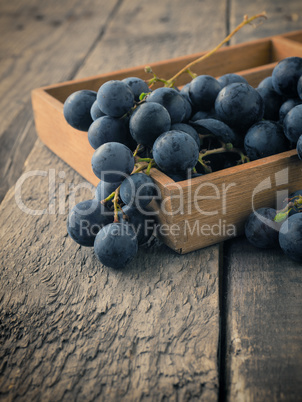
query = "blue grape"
xmin=97 ymin=80 xmax=135 ymax=118
xmin=120 ymin=173 xmax=157 ymax=209
xmin=245 ymin=207 xmax=280 ymax=249
xmin=94 ymin=222 xmax=138 ymax=269
xmin=283 ymin=104 xmax=302 ymax=143
xmin=244 ymin=120 xmax=288 ymax=161
xmin=256 ymin=86 xmax=284 ymax=121
xmin=279 ymin=213 xmax=302 ymax=262
xmin=153 ymin=130 xmax=199 ymax=173
xmin=190 ymin=109 xmax=218 ymax=121
xmin=88 ymin=115 xmax=131 ymax=150
xmin=298 ymin=75 xmax=302 ymax=99
xmin=279 ymin=98 xmax=302 ymax=124
xmin=171 ymin=123 xmax=200 ymax=147
xmin=67 ymin=199 xmax=112 ymax=247
xmin=118 ymin=205 xmax=155 ymax=245
xmin=129 ymin=102 xmax=171 ymax=147
xmin=272 ymin=57 xmax=302 ymax=97
xmin=189 ymin=75 xmax=221 ymax=111
xmin=91 ymin=142 xmax=135 ymax=182
xmin=257 ymin=76 xmax=274 ymax=90
xmin=122 ymin=76 xmax=151 ymax=101
xmin=217 ymin=73 xmax=248 ymax=88
xmin=63 ymin=89 xmax=96 ymax=131
xmin=191 ymin=118 xmax=241 ymax=147
xmin=146 ymin=87 xmax=187 ymax=123
xmin=215 ymin=83 xmax=264 ymax=133
xmin=297 ymin=135 xmax=302 ymax=160
xmin=90 ymin=100 xmax=105 ymax=121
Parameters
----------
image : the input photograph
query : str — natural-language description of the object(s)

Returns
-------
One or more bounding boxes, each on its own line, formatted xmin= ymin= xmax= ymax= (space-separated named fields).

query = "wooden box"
xmin=31 ymin=30 xmax=302 ymax=254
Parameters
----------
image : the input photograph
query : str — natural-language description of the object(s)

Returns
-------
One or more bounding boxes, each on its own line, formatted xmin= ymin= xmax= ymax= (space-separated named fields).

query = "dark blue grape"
xmin=181 ymin=95 xmax=193 ymax=122
xmin=94 ymin=222 xmax=138 ymax=269
xmin=146 ymin=87 xmax=186 ymax=123
xmin=244 ymin=121 xmax=288 ymax=161
xmin=97 ymin=80 xmax=135 ymax=118
xmin=171 ymin=123 xmax=200 ymax=147
xmin=91 ymin=142 xmax=135 ymax=182
xmin=90 ymin=100 xmax=105 ymax=121
xmin=122 ymin=77 xmax=151 ymax=101
xmin=88 ymin=115 xmax=130 ymax=150
xmin=217 ymin=73 xmax=248 ymax=88
xmin=297 ymin=135 xmax=302 ymax=160
xmin=118 ymin=205 xmax=154 ymax=245
xmin=67 ymin=199 xmax=112 ymax=247
xmin=245 ymin=207 xmax=280 ymax=249
xmin=129 ymin=102 xmax=171 ymax=147
xmin=283 ymin=104 xmax=302 ymax=143
xmin=256 ymin=86 xmax=284 ymax=121
xmin=257 ymin=76 xmax=274 ymax=90
xmin=190 ymin=118 xmax=241 ymax=147
xmin=189 ymin=75 xmax=221 ymax=111
xmin=279 ymin=98 xmax=302 ymax=124
xmin=153 ymin=130 xmax=199 ymax=173
xmin=298 ymin=75 xmax=302 ymax=99
xmin=215 ymin=83 xmax=264 ymax=133
xmin=119 ymin=173 xmax=157 ymax=209
xmin=272 ymin=57 xmax=302 ymax=98
xmin=63 ymin=90 xmax=96 ymax=131
xmin=279 ymin=213 xmax=302 ymax=262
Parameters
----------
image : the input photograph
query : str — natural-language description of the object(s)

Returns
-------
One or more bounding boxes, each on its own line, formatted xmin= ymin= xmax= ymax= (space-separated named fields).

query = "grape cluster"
xmin=63 ymin=55 xmax=302 ymax=268
xmin=245 ymin=190 xmax=302 ymax=262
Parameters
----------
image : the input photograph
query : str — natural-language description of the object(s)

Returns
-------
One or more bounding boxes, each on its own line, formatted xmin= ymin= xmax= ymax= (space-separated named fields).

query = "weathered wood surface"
xmin=224 ymin=1 xmax=302 ymax=401
xmin=0 ymin=0 xmax=227 ymax=400
xmin=0 ymin=0 xmax=121 ymax=202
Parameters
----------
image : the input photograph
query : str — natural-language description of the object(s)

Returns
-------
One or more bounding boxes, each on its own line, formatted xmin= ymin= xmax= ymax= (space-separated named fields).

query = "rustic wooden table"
xmin=1 ymin=1 xmax=302 ymax=401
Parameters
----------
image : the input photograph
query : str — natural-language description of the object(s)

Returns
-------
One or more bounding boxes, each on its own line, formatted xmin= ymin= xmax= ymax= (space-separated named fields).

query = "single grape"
xmin=279 ymin=98 xmax=302 ymax=124
xmin=217 ymin=73 xmax=248 ymax=88
xmin=88 ymin=115 xmax=130 ymax=150
xmin=245 ymin=207 xmax=280 ymax=249
xmin=146 ymin=87 xmax=187 ymax=123
xmin=63 ymin=89 xmax=96 ymax=131
xmin=67 ymin=199 xmax=112 ymax=247
xmin=215 ymin=83 xmax=264 ymax=133
xmin=279 ymin=213 xmax=302 ymax=262
xmin=297 ymin=135 xmax=302 ymax=160
xmin=94 ymin=222 xmax=138 ymax=269
xmin=257 ymin=76 xmax=274 ymax=90
xmin=90 ymin=100 xmax=105 ymax=121
xmin=189 ymin=75 xmax=222 ymax=111
xmin=298 ymin=75 xmax=302 ymax=99
xmin=152 ymin=130 xmax=199 ymax=173
xmin=283 ymin=104 xmax=302 ymax=143
xmin=119 ymin=173 xmax=157 ymax=209
xmin=97 ymin=80 xmax=135 ymax=118
xmin=272 ymin=57 xmax=302 ymax=97
xmin=118 ymin=205 xmax=155 ymax=245
xmin=122 ymin=76 xmax=151 ymax=101
xmin=129 ymin=102 xmax=171 ymax=147
xmin=91 ymin=142 xmax=135 ymax=183
xmin=171 ymin=123 xmax=200 ymax=148
xmin=190 ymin=118 xmax=241 ymax=147
xmin=244 ymin=120 xmax=288 ymax=161
xmin=256 ymin=86 xmax=284 ymax=121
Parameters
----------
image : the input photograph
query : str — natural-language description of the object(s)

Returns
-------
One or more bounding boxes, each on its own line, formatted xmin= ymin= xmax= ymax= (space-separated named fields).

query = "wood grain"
xmin=0 ymin=140 xmax=220 ymax=401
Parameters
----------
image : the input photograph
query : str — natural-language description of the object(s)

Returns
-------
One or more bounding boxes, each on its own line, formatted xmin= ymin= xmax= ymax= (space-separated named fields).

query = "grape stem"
xmin=274 ymin=195 xmax=302 ymax=222
xmin=113 ymin=185 xmax=121 ymax=223
xmin=165 ymin=11 xmax=267 ymax=87
xmin=198 ymin=145 xmax=250 ymax=165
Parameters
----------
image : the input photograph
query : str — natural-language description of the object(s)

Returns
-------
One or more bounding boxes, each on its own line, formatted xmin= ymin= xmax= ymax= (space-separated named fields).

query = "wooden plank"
xmin=225 ymin=1 xmax=302 ymax=400
xmin=0 ymin=0 xmax=228 ymax=399
xmin=0 ymin=0 xmax=121 ymax=202
xmin=223 ymin=238 xmax=302 ymax=401
xmin=0 ymin=140 xmax=220 ymax=401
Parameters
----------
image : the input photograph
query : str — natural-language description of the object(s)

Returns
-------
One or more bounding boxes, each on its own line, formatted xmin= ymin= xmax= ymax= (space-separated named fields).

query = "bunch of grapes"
xmin=63 ymin=50 xmax=302 ymax=268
